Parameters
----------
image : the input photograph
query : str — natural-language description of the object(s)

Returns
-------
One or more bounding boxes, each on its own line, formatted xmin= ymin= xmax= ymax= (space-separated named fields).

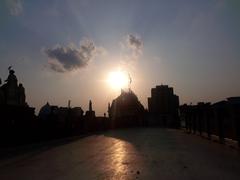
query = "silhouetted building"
xmin=0 ymin=67 xmax=27 ymax=106
xmin=38 ymin=102 xmax=84 ymax=136
xmin=84 ymin=100 xmax=97 ymax=131
xmin=148 ymin=85 xmax=179 ymax=128
xmin=108 ymin=89 xmax=145 ymax=128
xmin=0 ymin=67 xmax=35 ymax=143
xmin=85 ymin=100 xmax=95 ymax=117
xmin=70 ymin=107 xmax=85 ymax=133
xmin=38 ymin=102 xmax=52 ymax=121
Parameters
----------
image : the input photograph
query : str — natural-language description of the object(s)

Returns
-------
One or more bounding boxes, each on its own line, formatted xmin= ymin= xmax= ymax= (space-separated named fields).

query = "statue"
xmin=5 ymin=67 xmax=18 ymax=87
xmin=5 ymin=67 xmax=19 ymax=105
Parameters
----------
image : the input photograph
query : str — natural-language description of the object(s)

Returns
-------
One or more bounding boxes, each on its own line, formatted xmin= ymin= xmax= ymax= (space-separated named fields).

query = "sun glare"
xmin=107 ymin=70 xmax=129 ymax=90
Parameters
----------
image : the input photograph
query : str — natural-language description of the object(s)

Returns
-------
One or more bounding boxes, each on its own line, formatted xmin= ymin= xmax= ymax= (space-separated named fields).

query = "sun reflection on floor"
xmin=104 ymin=137 xmax=141 ymax=179
xmin=112 ymin=141 xmax=127 ymax=175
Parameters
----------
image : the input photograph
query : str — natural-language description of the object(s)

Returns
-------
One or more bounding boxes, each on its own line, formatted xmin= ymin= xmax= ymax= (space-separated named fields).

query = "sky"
xmin=0 ymin=0 xmax=240 ymax=115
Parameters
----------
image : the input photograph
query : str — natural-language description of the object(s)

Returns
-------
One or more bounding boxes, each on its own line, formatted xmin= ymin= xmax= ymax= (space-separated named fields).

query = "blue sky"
xmin=0 ymin=0 xmax=240 ymax=114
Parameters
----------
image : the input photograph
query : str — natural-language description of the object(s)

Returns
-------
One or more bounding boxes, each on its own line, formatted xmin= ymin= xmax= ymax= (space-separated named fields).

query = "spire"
xmin=68 ymin=100 xmax=71 ymax=108
xmin=89 ymin=100 xmax=92 ymax=111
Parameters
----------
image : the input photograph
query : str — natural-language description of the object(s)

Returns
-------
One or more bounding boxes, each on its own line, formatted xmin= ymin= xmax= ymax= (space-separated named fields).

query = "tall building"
xmin=148 ymin=85 xmax=179 ymax=127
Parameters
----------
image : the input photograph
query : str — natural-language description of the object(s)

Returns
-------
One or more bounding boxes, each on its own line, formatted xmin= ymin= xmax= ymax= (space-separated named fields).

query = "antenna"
xmin=128 ymin=73 xmax=132 ymax=90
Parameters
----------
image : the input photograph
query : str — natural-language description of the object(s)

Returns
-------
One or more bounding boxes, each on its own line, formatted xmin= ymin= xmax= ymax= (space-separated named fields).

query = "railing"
xmin=180 ymin=102 xmax=240 ymax=147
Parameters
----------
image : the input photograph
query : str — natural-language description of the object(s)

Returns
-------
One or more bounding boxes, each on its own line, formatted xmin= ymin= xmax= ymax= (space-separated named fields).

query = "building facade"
xmin=108 ymin=89 xmax=146 ymax=128
xmin=148 ymin=85 xmax=179 ymax=127
xmin=0 ymin=68 xmax=36 ymax=142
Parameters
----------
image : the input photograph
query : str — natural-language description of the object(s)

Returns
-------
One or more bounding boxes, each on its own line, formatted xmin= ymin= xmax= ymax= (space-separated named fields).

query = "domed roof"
xmin=110 ymin=89 xmax=145 ymax=118
xmin=39 ymin=102 xmax=51 ymax=117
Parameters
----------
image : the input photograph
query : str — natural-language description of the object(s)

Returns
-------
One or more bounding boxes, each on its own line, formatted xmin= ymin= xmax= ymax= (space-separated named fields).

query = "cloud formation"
xmin=6 ymin=0 xmax=23 ymax=16
xmin=122 ymin=34 xmax=143 ymax=61
xmin=45 ymin=39 xmax=99 ymax=73
xmin=127 ymin=34 xmax=143 ymax=53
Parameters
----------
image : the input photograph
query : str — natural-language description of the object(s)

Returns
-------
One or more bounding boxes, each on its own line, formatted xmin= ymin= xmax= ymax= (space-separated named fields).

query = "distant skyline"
xmin=1 ymin=0 xmax=240 ymax=115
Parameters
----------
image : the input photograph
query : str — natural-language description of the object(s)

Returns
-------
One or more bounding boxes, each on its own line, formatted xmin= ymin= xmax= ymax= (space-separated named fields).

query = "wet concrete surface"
xmin=0 ymin=128 xmax=240 ymax=180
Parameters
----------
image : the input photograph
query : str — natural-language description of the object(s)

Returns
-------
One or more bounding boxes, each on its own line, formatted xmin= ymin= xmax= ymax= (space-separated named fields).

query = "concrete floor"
xmin=0 ymin=128 xmax=240 ymax=180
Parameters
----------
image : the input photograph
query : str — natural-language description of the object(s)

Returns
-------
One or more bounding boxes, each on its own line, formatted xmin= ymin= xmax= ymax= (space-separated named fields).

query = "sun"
xmin=107 ymin=70 xmax=129 ymax=90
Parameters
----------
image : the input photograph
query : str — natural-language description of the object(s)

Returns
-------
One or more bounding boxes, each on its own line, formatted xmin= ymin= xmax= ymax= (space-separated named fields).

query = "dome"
xmin=39 ymin=102 xmax=51 ymax=119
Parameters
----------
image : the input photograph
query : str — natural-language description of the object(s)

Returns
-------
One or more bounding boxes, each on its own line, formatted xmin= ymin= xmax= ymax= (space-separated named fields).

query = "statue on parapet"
xmin=0 ymin=67 xmax=26 ymax=106
xmin=5 ymin=66 xmax=18 ymax=87
xmin=4 ymin=67 xmax=18 ymax=105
